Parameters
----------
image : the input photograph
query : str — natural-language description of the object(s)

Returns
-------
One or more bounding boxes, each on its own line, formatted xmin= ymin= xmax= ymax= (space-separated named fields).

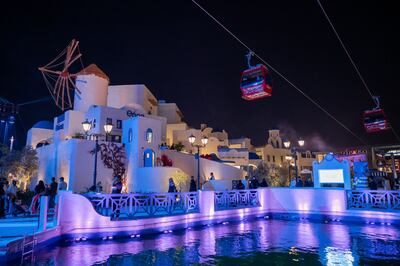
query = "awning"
xmin=300 ymin=169 xmax=312 ymax=174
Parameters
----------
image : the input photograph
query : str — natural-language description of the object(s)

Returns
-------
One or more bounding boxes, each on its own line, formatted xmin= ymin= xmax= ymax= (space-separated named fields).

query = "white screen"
xmin=319 ymin=169 xmax=344 ymax=183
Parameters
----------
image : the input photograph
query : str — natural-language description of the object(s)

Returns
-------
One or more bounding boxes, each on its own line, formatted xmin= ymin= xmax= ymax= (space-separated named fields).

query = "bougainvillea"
xmin=91 ymin=143 xmax=126 ymax=184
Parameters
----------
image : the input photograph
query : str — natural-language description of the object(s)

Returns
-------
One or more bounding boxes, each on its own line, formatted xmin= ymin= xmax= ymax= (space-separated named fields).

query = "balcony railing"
xmin=84 ymin=192 xmax=199 ymax=219
xmin=346 ymin=190 xmax=400 ymax=211
xmin=214 ymin=190 xmax=261 ymax=211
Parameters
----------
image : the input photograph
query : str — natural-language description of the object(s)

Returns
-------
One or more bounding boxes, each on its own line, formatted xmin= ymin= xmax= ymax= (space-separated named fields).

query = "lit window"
xmin=128 ymin=128 xmax=133 ymax=142
xmin=146 ymin=128 xmax=153 ymax=143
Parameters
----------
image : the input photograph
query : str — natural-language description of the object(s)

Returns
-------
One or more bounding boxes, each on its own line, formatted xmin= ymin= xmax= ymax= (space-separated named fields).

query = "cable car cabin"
xmin=240 ymin=64 xmax=272 ymax=100
xmin=363 ymin=109 xmax=390 ymax=133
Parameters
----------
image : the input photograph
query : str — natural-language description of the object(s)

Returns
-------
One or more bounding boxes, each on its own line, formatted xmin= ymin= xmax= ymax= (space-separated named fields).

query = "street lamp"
xmin=82 ymin=119 xmax=113 ymax=189
xmin=104 ymin=122 xmax=113 ymax=141
xmin=284 ymin=138 xmax=305 ymax=182
xmin=188 ymin=134 xmax=208 ymax=190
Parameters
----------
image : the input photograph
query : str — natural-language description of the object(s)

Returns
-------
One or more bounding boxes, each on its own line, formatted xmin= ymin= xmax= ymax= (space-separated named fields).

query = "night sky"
xmin=1 ymin=0 xmax=398 ymax=150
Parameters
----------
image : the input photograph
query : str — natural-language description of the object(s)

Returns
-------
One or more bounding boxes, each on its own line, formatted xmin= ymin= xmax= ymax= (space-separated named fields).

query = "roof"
xmin=33 ymin=120 xmax=53 ymax=129
xmin=77 ymin=64 xmax=109 ymax=81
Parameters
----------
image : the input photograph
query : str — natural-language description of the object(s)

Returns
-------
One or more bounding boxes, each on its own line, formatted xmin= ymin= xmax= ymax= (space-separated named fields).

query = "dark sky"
xmin=1 ymin=0 xmax=399 ymax=150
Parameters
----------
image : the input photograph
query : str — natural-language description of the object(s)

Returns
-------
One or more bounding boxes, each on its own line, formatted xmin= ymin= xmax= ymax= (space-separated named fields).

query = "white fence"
xmin=347 ymin=190 xmax=400 ymax=211
xmin=214 ymin=190 xmax=260 ymax=211
xmin=84 ymin=192 xmax=199 ymax=219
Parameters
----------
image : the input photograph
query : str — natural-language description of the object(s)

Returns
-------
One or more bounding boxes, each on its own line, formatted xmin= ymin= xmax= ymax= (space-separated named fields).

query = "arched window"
xmin=128 ymin=128 xmax=133 ymax=142
xmin=146 ymin=128 xmax=153 ymax=143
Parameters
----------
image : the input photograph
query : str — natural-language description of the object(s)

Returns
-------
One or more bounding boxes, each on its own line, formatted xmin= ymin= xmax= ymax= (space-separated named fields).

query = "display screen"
xmin=319 ymin=169 xmax=344 ymax=183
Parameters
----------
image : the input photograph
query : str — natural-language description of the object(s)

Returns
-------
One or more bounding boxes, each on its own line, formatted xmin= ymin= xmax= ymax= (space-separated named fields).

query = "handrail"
xmin=84 ymin=192 xmax=199 ymax=219
xmin=346 ymin=190 xmax=400 ymax=211
xmin=214 ymin=189 xmax=260 ymax=211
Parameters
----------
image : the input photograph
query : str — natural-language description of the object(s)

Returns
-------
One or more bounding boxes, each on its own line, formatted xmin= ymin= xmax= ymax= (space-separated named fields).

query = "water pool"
xmin=19 ymin=219 xmax=400 ymax=265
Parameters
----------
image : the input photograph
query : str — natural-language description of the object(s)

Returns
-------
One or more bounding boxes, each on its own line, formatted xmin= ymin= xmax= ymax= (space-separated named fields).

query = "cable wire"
xmin=316 ymin=0 xmax=400 ymax=143
xmin=191 ymin=0 xmax=367 ymax=145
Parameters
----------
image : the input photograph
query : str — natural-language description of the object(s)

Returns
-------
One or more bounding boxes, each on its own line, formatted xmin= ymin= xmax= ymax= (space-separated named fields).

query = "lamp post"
xmin=283 ymin=138 xmax=305 ymax=181
xmin=82 ymin=119 xmax=113 ymax=188
xmin=188 ymin=134 xmax=208 ymax=190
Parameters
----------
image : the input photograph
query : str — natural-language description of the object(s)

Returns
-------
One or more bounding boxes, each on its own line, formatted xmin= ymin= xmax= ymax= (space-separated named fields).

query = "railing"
xmin=84 ymin=192 xmax=199 ymax=219
xmin=346 ymin=190 xmax=400 ymax=211
xmin=214 ymin=190 xmax=260 ymax=211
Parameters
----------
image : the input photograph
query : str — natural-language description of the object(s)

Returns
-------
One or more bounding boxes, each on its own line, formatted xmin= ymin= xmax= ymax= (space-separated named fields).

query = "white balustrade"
xmin=347 ymin=190 xmax=400 ymax=211
xmin=214 ymin=190 xmax=260 ymax=211
xmin=84 ymin=192 xmax=199 ymax=219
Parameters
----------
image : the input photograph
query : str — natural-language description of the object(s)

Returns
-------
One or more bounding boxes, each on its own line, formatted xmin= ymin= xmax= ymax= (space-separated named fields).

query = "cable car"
xmin=363 ymin=96 xmax=390 ymax=133
xmin=363 ymin=109 xmax=390 ymax=133
xmin=240 ymin=52 xmax=273 ymax=100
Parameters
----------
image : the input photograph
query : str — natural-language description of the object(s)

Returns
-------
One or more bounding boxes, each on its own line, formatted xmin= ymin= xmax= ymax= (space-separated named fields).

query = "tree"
xmin=0 ymin=145 xmax=38 ymax=190
xmin=254 ymin=161 xmax=269 ymax=181
xmin=170 ymin=142 xmax=185 ymax=152
xmin=171 ymin=170 xmax=189 ymax=192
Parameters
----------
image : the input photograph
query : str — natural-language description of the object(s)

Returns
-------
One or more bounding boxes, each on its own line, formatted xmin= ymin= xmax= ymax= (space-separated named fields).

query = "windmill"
xmin=38 ymin=39 xmax=84 ymax=111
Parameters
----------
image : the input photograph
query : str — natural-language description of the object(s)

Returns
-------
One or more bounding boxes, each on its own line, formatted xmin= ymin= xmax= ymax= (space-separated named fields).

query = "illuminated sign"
xmin=318 ymin=169 xmax=344 ymax=183
xmin=126 ymin=110 xmax=144 ymax=118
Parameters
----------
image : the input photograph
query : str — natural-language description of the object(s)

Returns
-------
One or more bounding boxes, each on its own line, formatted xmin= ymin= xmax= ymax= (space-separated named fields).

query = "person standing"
xmin=30 ymin=180 xmax=46 ymax=214
xmin=168 ymin=178 xmax=177 ymax=193
xmin=236 ymin=180 xmax=245 ymax=190
xmin=209 ymin=172 xmax=215 ymax=181
xmin=6 ymin=180 xmax=18 ymax=214
xmin=260 ymin=178 xmax=269 ymax=187
xmin=0 ymin=181 xmax=5 ymax=218
xmin=58 ymin=177 xmax=68 ymax=191
xmin=189 ymin=176 xmax=197 ymax=192
xmin=383 ymin=176 xmax=392 ymax=191
xmin=49 ymin=177 xmax=58 ymax=206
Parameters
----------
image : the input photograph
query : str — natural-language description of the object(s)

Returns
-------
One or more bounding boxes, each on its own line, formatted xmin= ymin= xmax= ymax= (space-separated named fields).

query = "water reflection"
xmin=26 ymin=219 xmax=400 ymax=266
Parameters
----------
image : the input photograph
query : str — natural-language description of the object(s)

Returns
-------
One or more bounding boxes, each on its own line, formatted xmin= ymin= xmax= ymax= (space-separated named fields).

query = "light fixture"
xmin=188 ymin=134 xmax=196 ymax=144
xmin=82 ymin=119 xmax=92 ymax=133
xmin=104 ymin=122 xmax=113 ymax=134
xmin=285 ymin=155 xmax=293 ymax=161
xmin=283 ymin=140 xmax=291 ymax=149
xmin=201 ymin=136 xmax=208 ymax=146
xmin=298 ymin=138 xmax=305 ymax=147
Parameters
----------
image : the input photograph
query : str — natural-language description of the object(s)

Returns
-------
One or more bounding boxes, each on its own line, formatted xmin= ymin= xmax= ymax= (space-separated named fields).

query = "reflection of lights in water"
xmin=325 ymin=247 xmax=354 ymax=266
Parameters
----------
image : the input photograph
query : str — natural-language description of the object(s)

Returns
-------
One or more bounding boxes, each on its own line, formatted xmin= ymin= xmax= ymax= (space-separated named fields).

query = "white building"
xmin=28 ymin=64 xmax=244 ymax=193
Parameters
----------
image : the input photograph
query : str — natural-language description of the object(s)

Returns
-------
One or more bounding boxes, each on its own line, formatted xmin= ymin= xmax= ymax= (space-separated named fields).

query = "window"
xmin=128 ymin=128 xmax=133 ymax=142
xmin=267 ymin=155 xmax=270 ymax=162
xmin=280 ymin=156 xmax=283 ymax=163
xmin=117 ymin=119 xmax=122 ymax=129
xmin=272 ymin=156 xmax=275 ymax=163
xmin=92 ymin=118 xmax=96 ymax=128
xmin=106 ymin=117 xmax=112 ymax=124
xmin=146 ymin=128 xmax=153 ymax=143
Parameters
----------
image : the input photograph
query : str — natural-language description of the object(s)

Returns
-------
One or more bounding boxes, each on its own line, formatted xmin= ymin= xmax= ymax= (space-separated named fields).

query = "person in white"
xmin=58 ymin=177 xmax=68 ymax=191
xmin=6 ymin=180 xmax=18 ymax=214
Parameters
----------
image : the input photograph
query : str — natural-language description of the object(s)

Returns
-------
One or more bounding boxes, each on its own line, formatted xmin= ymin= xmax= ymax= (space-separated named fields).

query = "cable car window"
xmin=241 ymin=71 xmax=264 ymax=87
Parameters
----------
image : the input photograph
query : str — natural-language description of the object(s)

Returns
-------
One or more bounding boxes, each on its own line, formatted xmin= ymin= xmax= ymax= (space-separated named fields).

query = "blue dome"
xmin=33 ymin=120 xmax=53 ymax=130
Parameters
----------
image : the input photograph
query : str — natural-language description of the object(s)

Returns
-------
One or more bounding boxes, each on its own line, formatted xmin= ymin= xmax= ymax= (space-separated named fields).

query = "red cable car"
xmin=363 ymin=96 xmax=390 ymax=133
xmin=240 ymin=52 xmax=273 ymax=100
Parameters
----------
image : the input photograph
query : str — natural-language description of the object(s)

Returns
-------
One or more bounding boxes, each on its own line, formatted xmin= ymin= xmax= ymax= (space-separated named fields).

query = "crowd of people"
xmin=0 ymin=177 xmax=67 ymax=219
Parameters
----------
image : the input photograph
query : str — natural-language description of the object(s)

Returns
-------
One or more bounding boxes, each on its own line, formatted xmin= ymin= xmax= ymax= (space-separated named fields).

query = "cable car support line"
xmin=191 ymin=0 xmax=367 ymax=145
xmin=316 ymin=0 xmax=400 ymax=143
